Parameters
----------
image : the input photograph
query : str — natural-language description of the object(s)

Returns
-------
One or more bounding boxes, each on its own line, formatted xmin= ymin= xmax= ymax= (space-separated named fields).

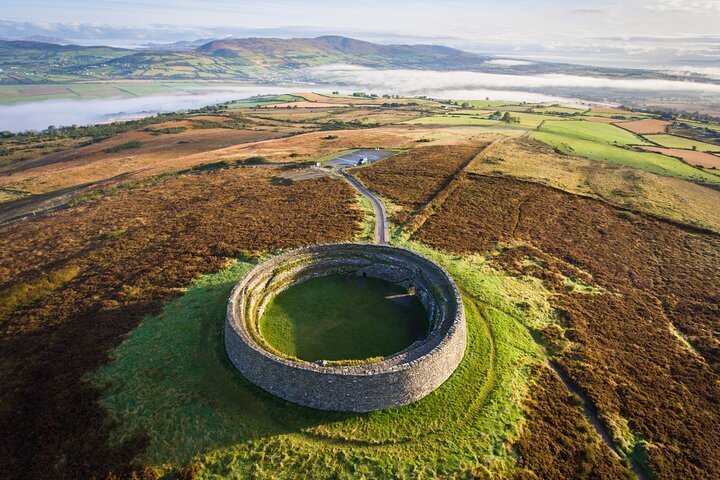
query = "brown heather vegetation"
xmin=3 ymin=97 xmax=719 ymax=479
xmin=351 ymin=143 xmax=489 ymax=224
xmin=0 ymin=127 xmax=292 ymax=195
xmin=413 ymin=174 xmax=720 ymax=480
xmin=0 ymin=167 xmax=361 ymax=479
xmin=514 ymin=366 xmax=633 ymax=480
xmin=468 ymin=137 xmax=720 ymax=233
xmin=82 ymin=125 xmax=488 ymax=186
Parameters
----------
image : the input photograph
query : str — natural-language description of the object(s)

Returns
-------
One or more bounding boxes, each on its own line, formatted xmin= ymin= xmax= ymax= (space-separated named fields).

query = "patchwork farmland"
xmin=1 ymin=92 xmax=719 ymax=480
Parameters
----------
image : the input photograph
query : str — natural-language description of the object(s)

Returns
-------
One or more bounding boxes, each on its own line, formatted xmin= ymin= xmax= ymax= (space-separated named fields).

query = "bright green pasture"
xmin=510 ymin=112 xmax=560 ymax=128
xmin=539 ymin=120 xmax=649 ymax=146
xmin=532 ymin=131 xmax=720 ymax=187
xmin=228 ymin=94 xmax=303 ymax=108
xmin=645 ymin=134 xmax=720 ymax=152
xmin=258 ymin=274 xmax=427 ymax=361
xmin=531 ymin=106 xmax=587 ymax=115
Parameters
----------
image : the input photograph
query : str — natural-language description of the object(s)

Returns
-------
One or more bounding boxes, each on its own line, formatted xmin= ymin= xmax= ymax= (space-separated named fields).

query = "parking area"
xmin=325 ymin=149 xmax=396 ymax=168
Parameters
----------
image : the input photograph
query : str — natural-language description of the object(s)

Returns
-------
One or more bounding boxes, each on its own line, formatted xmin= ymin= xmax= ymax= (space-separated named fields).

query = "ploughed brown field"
xmin=641 ymin=146 xmax=720 ymax=168
xmin=615 ymin=118 xmax=671 ymax=134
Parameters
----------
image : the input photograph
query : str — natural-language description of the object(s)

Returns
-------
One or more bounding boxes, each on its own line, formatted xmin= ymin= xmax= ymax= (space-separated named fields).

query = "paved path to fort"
xmin=340 ymin=171 xmax=389 ymax=244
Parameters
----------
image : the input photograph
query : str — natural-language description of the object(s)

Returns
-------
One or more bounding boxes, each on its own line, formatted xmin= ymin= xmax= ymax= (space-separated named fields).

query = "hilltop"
xmin=0 ymin=35 xmax=709 ymax=84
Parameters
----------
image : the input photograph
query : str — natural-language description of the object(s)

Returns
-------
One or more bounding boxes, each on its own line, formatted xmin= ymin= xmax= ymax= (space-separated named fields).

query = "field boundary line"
xmin=404 ymin=141 xmax=498 ymax=238
xmin=467 ymin=171 xmax=720 ymax=237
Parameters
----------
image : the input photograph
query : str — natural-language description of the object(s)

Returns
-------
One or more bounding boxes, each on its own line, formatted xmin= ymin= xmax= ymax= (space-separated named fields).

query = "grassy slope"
xmin=470 ymin=138 xmax=720 ymax=233
xmin=531 ymin=131 xmax=720 ymax=187
xmin=258 ymin=274 xmax=427 ymax=361
xmin=645 ymin=134 xmax=720 ymax=152
xmin=539 ymin=120 xmax=649 ymax=146
xmin=509 ymin=112 xmax=557 ymax=128
xmin=228 ymin=94 xmax=304 ymax=108
xmin=89 ymin=238 xmax=554 ymax=478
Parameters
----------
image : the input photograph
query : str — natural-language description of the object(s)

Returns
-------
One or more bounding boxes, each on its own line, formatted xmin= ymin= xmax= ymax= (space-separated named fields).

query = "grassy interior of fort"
xmin=257 ymin=274 xmax=428 ymax=362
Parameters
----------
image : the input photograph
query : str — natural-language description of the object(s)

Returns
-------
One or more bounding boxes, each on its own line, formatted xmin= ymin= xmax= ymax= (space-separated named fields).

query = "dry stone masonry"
xmin=225 ymin=243 xmax=466 ymax=412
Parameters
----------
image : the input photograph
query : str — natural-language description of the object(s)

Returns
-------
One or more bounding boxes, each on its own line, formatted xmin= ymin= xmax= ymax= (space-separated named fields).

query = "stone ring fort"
xmin=225 ymin=243 xmax=466 ymax=412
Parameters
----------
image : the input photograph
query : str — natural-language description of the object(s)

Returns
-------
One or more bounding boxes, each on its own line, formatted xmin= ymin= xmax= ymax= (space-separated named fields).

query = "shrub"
xmin=237 ymin=156 xmax=267 ymax=165
xmin=150 ymin=126 xmax=188 ymax=135
xmin=271 ymin=176 xmax=295 ymax=186
xmin=104 ymin=141 xmax=142 ymax=153
xmin=191 ymin=161 xmax=231 ymax=172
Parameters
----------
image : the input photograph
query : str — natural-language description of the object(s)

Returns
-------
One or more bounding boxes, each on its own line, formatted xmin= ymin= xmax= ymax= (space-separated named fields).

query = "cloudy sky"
xmin=2 ymin=0 xmax=720 ymax=68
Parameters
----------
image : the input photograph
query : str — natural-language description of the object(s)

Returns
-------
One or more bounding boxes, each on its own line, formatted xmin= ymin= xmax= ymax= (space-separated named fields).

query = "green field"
xmin=228 ymin=94 xmax=304 ymax=108
xmin=530 ymin=106 xmax=587 ymax=115
xmin=258 ymin=274 xmax=427 ymax=361
xmin=509 ymin=112 xmax=561 ymax=128
xmin=682 ymin=120 xmax=720 ymax=133
xmin=405 ymin=115 xmax=500 ymax=126
xmin=89 ymin=237 xmax=553 ymax=478
xmin=459 ymin=100 xmax=525 ymax=109
xmin=644 ymin=134 xmax=720 ymax=152
xmin=539 ymin=120 xmax=649 ymax=146
xmin=581 ymin=111 xmax=652 ymax=119
xmin=532 ymin=131 xmax=720 ymax=186
xmin=0 ymin=81 xmax=221 ymax=104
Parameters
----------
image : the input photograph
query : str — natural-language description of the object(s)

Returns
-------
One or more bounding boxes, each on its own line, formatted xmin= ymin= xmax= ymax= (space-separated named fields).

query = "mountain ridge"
xmin=0 ymin=35 xmax=715 ymax=85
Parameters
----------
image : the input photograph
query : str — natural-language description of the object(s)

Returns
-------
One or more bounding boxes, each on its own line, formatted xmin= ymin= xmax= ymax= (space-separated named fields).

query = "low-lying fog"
xmin=0 ymin=86 xmax=332 ymax=132
xmin=4 ymin=65 xmax=720 ymax=132
xmin=310 ymin=65 xmax=720 ymax=96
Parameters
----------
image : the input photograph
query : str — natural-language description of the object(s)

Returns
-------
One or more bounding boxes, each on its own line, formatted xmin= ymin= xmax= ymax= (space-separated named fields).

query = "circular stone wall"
xmin=225 ymin=243 xmax=466 ymax=412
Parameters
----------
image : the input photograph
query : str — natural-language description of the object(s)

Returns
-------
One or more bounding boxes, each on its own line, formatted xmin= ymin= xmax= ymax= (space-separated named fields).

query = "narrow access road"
xmin=340 ymin=171 xmax=389 ymax=244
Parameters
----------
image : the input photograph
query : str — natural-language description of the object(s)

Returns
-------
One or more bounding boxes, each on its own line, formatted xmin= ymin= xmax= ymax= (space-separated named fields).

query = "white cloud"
xmin=646 ymin=0 xmax=720 ymax=12
xmin=0 ymin=86 xmax=296 ymax=132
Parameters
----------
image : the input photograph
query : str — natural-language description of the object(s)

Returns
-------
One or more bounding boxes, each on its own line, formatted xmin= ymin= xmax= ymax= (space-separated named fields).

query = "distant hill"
xmin=0 ymin=35 xmax=713 ymax=84
xmin=196 ymin=35 xmax=488 ymax=70
xmin=0 ymin=40 xmax=132 ymax=81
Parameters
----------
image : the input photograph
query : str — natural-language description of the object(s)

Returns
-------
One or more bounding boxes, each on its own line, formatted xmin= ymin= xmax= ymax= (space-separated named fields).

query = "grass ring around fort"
xmin=224 ymin=243 xmax=467 ymax=412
